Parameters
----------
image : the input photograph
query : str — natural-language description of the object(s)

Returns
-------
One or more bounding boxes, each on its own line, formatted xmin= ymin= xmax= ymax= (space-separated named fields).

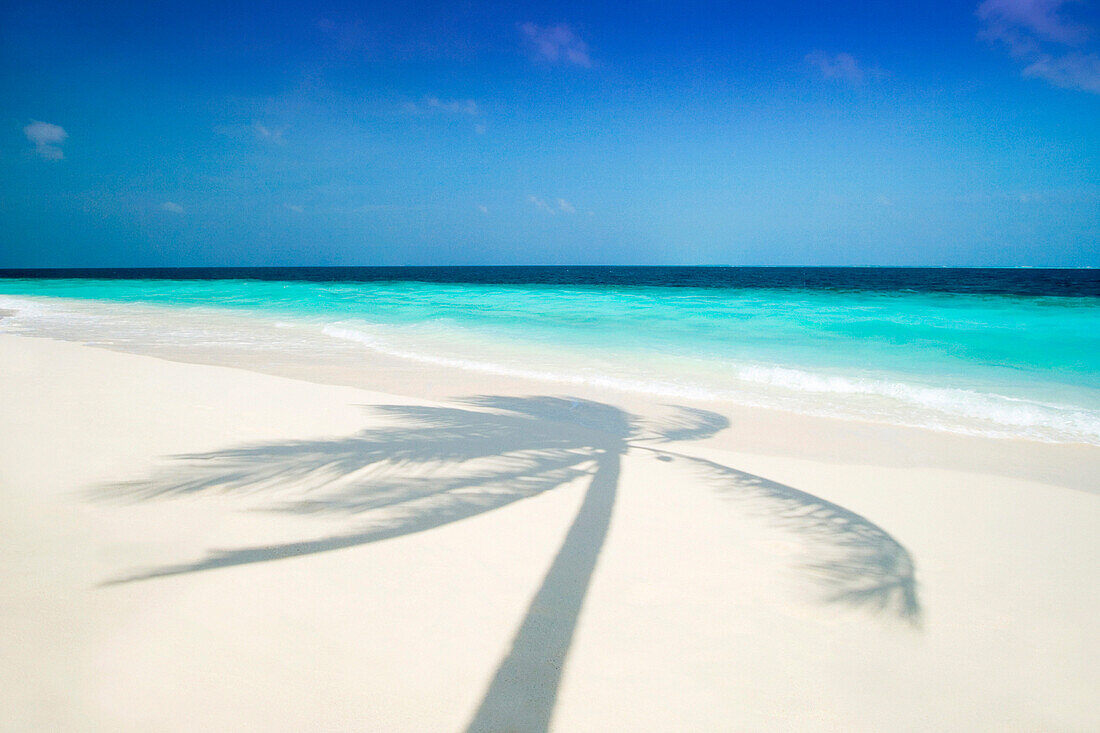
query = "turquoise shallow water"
xmin=1 ymin=275 xmax=1098 ymax=444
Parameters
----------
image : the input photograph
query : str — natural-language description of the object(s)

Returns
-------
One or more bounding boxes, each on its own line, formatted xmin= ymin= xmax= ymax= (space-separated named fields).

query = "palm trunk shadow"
xmin=465 ymin=448 xmax=620 ymax=733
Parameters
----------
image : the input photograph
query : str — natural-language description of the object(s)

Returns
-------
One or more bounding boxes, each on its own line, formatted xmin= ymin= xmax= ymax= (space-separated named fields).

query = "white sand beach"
xmin=2 ymin=332 xmax=1098 ymax=731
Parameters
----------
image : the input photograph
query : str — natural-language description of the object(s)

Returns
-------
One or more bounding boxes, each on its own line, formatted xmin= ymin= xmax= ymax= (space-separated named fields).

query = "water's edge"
xmin=1 ymin=271 xmax=1097 ymax=445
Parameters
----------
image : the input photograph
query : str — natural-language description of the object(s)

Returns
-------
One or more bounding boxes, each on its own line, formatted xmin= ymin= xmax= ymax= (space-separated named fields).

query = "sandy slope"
xmin=1 ymin=333 xmax=1097 ymax=731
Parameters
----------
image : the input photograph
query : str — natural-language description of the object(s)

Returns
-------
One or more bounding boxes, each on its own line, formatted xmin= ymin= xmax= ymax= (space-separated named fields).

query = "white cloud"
xmin=521 ymin=23 xmax=591 ymax=66
xmin=425 ymin=96 xmax=478 ymax=115
xmin=528 ymin=196 xmax=579 ymax=214
xmin=1022 ymin=51 xmax=1100 ymax=91
xmin=475 ymin=123 xmax=487 ymax=135
xmin=478 ymin=204 xmax=489 ymax=214
xmin=806 ymin=52 xmax=866 ymax=83
xmin=284 ymin=203 xmax=304 ymax=213
xmin=253 ymin=122 xmax=288 ymax=143
xmin=161 ymin=201 xmax=185 ymax=213
xmin=978 ymin=0 xmax=1100 ymax=93
xmin=24 ymin=121 xmax=67 ymax=160
xmin=213 ymin=122 xmax=289 ymax=143
xmin=528 ymin=195 xmax=555 ymax=213
xmin=978 ymin=0 xmax=1089 ymax=47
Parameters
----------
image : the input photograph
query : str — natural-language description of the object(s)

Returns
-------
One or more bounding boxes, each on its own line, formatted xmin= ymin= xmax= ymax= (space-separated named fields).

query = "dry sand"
xmin=1 ymin=333 xmax=1097 ymax=731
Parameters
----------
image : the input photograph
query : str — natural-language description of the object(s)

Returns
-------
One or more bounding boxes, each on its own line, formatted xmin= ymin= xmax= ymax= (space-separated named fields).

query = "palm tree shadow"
xmin=94 ymin=395 xmax=919 ymax=732
xmin=654 ymin=451 xmax=921 ymax=622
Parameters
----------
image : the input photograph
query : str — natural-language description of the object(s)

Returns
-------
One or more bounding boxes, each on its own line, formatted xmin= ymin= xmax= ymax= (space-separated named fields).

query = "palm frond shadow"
xmin=100 ymin=398 xmax=639 ymax=584
xmin=95 ymin=395 xmax=919 ymax=733
xmin=657 ymin=451 xmax=921 ymax=623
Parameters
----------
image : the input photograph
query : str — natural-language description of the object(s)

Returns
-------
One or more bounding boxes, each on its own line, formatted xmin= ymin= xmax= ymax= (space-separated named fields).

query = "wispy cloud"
xmin=253 ymin=122 xmax=288 ymax=143
xmin=405 ymin=96 xmax=479 ymax=116
xmin=213 ymin=122 xmax=289 ymax=143
xmin=806 ymin=52 xmax=868 ymax=83
xmin=161 ymin=201 xmax=184 ymax=213
xmin=978 ymin=0 xmax=1090 ymax=47
xmin=425 ymin=96 xmax=478 ymax=115
xmin=528 ymin=195 xmax=555 ymax=213
xmin=521 ymin=23 xmax=591 ymax=66
xmin=478 ymin=204 xmax=489 ymax=214
xmin=284 ymin=203 xmax=304 ymax=213
xmin=1022 ymin=51 xmax=1100 ymax=91
xmin=978 ymin=0 xmax=1100 ymax=93
xmin=23 ymin=121 xmax=67 ymax=160
xmin=529 ymin=195 xmax=579 ymax=214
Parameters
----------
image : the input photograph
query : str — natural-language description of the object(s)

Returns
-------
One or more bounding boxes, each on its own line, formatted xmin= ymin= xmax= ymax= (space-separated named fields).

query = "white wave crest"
xmin=323 ymin=323 xmax=1100 ymax=444
xmin=734 ymin=364 xmax=1100 ymax=442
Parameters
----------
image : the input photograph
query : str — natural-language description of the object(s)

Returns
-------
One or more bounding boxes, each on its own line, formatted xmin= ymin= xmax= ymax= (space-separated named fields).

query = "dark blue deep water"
xmin=2 ymin=266 xmax=1098 ymax=297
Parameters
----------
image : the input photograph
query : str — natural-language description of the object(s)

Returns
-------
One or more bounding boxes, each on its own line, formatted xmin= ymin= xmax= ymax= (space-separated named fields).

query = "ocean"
xmin=1 ymin=267 xmax=1098 ymax=445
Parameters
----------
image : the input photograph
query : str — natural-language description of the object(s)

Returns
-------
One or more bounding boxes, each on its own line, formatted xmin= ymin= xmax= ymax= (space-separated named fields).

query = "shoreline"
xmin=2 ymin=332 xmax=1098 ymax=730
xmin=41 ymin=327 xmax=1100 ymax=496
xmin=2 ymin=283 xmax=1098 ymax=448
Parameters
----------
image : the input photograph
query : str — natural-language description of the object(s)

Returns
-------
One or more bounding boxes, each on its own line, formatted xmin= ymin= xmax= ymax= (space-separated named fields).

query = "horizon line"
xmin=1 ymin=264 xmax=1097 ymax=272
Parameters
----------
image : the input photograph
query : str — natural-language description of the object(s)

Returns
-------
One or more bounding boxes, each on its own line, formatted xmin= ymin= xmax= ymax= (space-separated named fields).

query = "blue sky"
xmin=2 ymin=0 xmax=1098 ymax=266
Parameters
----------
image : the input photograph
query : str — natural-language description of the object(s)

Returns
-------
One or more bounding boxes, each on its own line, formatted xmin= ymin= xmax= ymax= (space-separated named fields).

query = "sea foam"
xmin=321 ymin=322 xmax=1100 ymax=444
